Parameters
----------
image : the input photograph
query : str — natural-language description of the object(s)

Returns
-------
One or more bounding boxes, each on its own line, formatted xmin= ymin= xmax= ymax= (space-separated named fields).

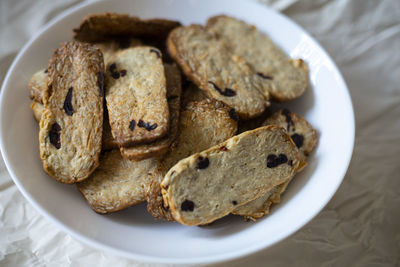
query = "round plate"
xmin=0 ymin=0 xmax=354 ymax=264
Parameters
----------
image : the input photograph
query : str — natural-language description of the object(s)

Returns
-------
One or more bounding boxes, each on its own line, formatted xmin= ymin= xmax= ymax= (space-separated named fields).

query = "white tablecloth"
xmin=1 ymin=0 xmax=399 ymax=266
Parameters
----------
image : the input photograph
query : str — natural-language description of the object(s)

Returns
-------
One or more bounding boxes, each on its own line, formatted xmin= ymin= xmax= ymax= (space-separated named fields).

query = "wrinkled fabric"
xmin=0 ymin=0 xmax=399 ymax=266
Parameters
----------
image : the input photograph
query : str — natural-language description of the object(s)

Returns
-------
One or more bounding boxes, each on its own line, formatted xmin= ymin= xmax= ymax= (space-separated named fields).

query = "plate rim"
xmin=0 ymin=0 xmax=355 ymax=264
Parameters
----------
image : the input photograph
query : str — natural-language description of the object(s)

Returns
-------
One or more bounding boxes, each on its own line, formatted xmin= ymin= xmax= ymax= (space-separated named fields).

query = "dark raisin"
xmin=208 ymin=81 xmax=236 ymax=97
xmin=228 ymin=108 xmax=238 ymax=122
xmin=219 ymin=146 xmax=228 ymax=151
xmin=291 ymin=133 xmax=304 ymax=148
xmin=288 ymin=160 xmax=293 ymax=166
xmin=111 ymin=71 xmax=120 ymax=79
xmin=97 ymin=71 xmax=104 ymax=96
xmin=120 ymin=69 xmax=127 ymax=77
xmin=282 ymin=108 xmax=294 ymax=131
xmin=279 ymin=154 xmax=288 ymax=163
xmin=181 ymin=200 xmax=194 ymax=212
xmin=129 ymin=120 xmax=136 ymax=131
xmin=267 ymin=155 xmax=277 ymax=168
xmin=257 ymin=72 xmax=273 ymax=80
xmin=223 ymin=88 xmax=236 ymax=96
xmin=49 ymin=123 xmax=61 ymax=149
xmin=150 ymin=48 xmax=161 ymax=58
xmin=196 ymin=156 xmax=209 ymax=169
xmin=138 ymin=120 xmax=158 ymax=131
xmin=63 ymin=87 xmax=74 ymax=116
xmin=232 ymin=200 xmax=238 ymax=205
xmin=267 ymin=154 xmax=288 ymax=168
xmin=209 ymin=82 xmax=221 ymax=91
xmin=118 ymin=38 xmax=131 ymax=49
xmin=148 ymin=123 xmax=157 ymax=131
xmin=109 ymin=63 xmax=117 ymax=72
xmin=44 ymin=69 xmax=48 ymax=73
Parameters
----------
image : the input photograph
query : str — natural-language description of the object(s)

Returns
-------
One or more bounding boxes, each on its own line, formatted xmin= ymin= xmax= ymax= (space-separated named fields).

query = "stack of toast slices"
xmin=29 ymin=13 xmax=317 ymax=226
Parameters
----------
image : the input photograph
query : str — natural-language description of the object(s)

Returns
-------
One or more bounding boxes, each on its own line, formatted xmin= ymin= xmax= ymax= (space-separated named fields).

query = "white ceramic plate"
xmin=0 ymin=0 xmax=354 ymax=264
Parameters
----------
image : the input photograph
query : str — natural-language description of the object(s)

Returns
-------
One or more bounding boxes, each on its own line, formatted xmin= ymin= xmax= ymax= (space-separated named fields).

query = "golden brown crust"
xmin=146 ymin=170 xmax=174 ymax=221
xmin=120 ymin=64 xmax=182 ymax=160
xmin=39 ymin=41 xmax=104 ymax=184
xmin=28 ymin=69 xmax=47 ymax=104
xmin=167 ymin=25 xmax=269 ymax=119
xmin=73 ymin=13 xmax=181 ymax=43
xmin=206 ymin=15 xmax=309 ymax=102
xmin=147 ymin=99 xmax=238 ymax=221
xmin=105 ymin=46 xmax=169 ymax=146
xmin=30 ymin=101 xmax=43 ymax=122
xmin=161 ymin=125 xmax=304 ymax=226
xmin=77 ymin=150 xmax=160 ymax=213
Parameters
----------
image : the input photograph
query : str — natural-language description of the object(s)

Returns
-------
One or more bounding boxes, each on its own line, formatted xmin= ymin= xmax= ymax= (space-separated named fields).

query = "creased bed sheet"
xmin=0 ymin=0 xmax=399 ymax=266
